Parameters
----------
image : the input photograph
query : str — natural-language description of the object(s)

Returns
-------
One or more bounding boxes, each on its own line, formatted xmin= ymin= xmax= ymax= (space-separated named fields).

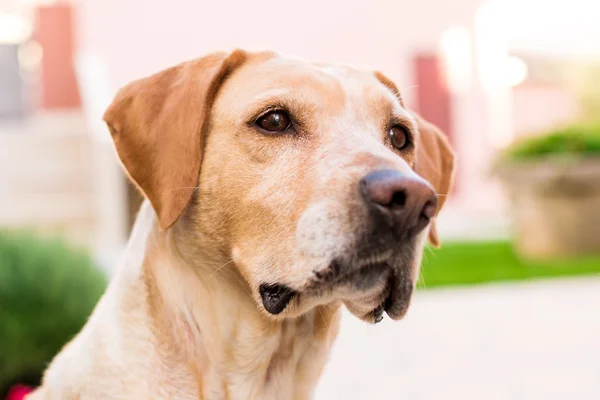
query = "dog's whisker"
xmin=318 ymin=307 xmax=330 ymax=332
xmin=418 ymin=246 xmax=436 ymax=290
xmin=209 ymin=259 xmax=234 ymax=277
xmin=356 ymin=250 xmax=393 ymax=269
xmin=418 ymin=268 xmax=427 ymax=289
xmin=168 ymin=186 xmax=201 ymax=192
xmin=401 ymin=84 xmax=419 ymax=91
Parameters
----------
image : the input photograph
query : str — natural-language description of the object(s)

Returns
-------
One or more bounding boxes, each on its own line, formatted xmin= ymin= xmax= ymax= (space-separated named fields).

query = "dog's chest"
xmin=198 ymin=312 xmax=334 ymax=400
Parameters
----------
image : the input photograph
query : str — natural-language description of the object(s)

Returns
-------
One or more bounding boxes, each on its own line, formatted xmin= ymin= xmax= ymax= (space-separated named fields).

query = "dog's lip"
xmin=343 ymin=260 xmax=414 ymax=323
xmin=298 ymin=251 xmax=415 ymax=322
xmin=372 ymin=303 xmax=385 ymax=323
xmin=310 ymin=250 xmax=394 ymax=289
xmin=259 ymin=283 xmax=297 ymax=315
xmin=362 ymin=273 xmax=413 ymax=323
xmin=382 ymin=271 xmax=413 ymax=320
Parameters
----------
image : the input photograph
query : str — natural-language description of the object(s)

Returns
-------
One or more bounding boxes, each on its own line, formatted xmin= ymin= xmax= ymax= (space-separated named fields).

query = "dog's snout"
xmin=360 ymin=169 xmax=438 ymax=233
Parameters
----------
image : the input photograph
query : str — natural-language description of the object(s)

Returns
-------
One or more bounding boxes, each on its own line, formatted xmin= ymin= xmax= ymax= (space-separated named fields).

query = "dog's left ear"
xmin=103 ymin=50 xmax=247 ymax=229
xmin=373 ymin=72 xmax=456 ymax=247
xmin=412 ymin=113 xmax=455 ymax=247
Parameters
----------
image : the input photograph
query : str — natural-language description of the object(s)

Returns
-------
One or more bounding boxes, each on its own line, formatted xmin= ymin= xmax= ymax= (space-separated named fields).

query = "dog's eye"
xmin=389 ymin=125 xmax=411 ymax=150
xmin=256 ymin=110 xmax=292 ymax=133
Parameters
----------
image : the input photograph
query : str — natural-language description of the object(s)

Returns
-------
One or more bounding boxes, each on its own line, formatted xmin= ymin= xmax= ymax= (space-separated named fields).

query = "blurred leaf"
xmin=0 ymin=230 xmax=107 ymax=394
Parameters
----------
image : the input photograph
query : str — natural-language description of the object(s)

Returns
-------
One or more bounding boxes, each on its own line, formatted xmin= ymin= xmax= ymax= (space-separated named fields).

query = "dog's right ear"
xmin=104 ymin=50 xmax=247 ymax=229
xmin=412 ymin=113 xmax=456 ymax=247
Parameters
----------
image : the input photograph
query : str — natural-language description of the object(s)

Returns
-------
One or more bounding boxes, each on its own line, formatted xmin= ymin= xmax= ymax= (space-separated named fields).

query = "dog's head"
xmin=104 ymin=50 xmax=455 ymax=323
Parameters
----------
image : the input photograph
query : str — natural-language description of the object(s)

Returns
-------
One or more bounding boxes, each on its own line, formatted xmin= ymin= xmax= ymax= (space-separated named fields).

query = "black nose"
xmin=360 ymin=169 xmax=438 ymax=233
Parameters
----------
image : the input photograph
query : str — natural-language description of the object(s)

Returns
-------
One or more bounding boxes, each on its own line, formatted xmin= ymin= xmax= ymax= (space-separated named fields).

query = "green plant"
xmin=502 ymin=123 xmax=600 ymax=162
xmin=418 ymin=241 xmax=600 ymax=289
xmin=0 ymin=230 xmax=107 ymax=394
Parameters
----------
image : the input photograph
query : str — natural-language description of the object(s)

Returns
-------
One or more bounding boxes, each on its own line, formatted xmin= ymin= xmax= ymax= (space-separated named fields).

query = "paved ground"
xmin=315 ymin=276 xmax=600 ymax=399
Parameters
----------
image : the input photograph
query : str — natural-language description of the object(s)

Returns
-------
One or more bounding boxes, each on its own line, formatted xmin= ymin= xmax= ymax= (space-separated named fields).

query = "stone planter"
xmin=496 ymin=158 xmax=600 ymax=259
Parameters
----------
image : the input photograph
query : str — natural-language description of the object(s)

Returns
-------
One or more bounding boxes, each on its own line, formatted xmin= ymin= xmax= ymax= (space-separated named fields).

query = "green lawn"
xmin=417 ymin=241 xmax=600 ymax=289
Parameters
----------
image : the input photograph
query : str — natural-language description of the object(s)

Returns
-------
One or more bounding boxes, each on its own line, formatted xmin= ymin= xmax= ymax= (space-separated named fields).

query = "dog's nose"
xmin=360 ymin=169 xmax=438 ymax=233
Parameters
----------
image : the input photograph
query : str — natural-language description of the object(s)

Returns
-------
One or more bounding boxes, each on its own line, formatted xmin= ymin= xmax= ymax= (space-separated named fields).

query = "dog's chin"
xmin=338 ymin=261 xmax=416 ymax=323
xmin=257 ymin=253 xmax=417 ymax=324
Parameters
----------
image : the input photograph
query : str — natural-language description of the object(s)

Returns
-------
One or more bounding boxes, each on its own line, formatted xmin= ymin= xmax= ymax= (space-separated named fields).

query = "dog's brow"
xmin=250 ymin=88 xmax=294 ymax=105
xmin=242 ymin=89 xmax=296 ymax=120
xmin=242 ymin=89 xmax=318 ymax=124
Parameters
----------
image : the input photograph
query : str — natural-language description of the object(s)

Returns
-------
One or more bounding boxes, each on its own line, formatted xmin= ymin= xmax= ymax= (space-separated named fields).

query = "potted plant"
xmin=495 ymin=123 xmax=600 ymax=259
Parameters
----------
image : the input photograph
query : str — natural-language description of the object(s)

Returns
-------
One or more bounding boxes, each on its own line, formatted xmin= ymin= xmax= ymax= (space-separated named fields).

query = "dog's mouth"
xmin=259 ymin=252 xmax=415 ymax=323
xmin=329 ymin=258 xmax=415 ymax=323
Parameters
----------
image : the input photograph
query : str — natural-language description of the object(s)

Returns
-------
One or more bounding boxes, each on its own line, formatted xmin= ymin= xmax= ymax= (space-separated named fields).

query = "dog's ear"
xmin=104 ymin=50 xmax=247 ymax=229
xmin=412 ymin=113 xmax=455 ymax=247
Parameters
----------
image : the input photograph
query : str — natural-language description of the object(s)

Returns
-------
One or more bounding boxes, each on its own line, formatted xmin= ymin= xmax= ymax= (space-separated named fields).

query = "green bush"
xmin=503 ymin=123 xmax=600 ymax=161
xmin=0 ymin=230 xmax=107 ymax=394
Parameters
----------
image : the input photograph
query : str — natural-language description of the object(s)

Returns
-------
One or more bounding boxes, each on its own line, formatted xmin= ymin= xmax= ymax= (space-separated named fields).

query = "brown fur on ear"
xmin=104 ymin=50 xmax=248 ymax=229
xmin=373 ymin=71 xmax=456 ymax=247
xmin=412 ymin=113 xmax=456 ymax=247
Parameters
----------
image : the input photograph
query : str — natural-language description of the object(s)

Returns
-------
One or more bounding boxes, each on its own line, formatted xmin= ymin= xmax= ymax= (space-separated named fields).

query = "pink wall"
xmin=76 ymin=0 xmax=484 ymax=106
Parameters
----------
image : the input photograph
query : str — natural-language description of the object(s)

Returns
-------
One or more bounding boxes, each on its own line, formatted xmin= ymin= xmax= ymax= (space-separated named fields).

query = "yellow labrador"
xmin=30 ymin=50 xmax=454 ymax=400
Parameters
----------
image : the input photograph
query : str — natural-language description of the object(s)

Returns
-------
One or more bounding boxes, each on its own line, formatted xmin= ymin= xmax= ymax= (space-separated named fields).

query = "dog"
xmin=29 ymin=49 xmax=455 ymax=400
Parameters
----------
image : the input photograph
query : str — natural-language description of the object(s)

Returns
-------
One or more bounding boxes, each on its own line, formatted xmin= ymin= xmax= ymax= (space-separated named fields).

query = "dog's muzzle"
xmin=259 ymin=169 xmax=436 ymax=320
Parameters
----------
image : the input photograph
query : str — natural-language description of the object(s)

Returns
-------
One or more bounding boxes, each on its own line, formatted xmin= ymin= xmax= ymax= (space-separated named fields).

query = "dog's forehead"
xmin=248 ymin=53 xmax=376 ymax=84
xmin=221 ymin=53 xmax=402 ymax=112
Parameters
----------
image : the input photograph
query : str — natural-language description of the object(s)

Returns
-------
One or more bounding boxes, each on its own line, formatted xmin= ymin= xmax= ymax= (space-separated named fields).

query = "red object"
xmin=35 ymin=3 xmax=81 ymax=109
xmin=413 ymin=53 xmax=453 ymax=144
xmin=6 ymin=384 xmax=33 ymax=400
xmin=413 ymin=53 xmax=458 ymax=194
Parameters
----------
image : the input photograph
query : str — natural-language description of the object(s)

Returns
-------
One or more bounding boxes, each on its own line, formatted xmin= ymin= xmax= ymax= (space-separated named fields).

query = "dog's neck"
xmin=131 ymin=202 xmax=340 ymax=399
